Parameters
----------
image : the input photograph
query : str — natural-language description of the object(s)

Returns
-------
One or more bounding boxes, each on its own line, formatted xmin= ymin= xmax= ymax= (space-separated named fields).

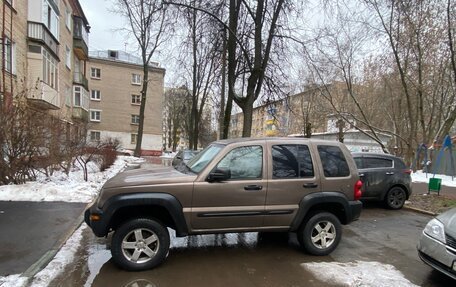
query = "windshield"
xmin=186 ymin=144 xmax=224 ymax=173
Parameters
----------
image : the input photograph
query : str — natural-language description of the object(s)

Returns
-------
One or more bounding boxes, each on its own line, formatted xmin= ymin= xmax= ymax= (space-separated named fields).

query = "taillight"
xmin=403 ymin=169 xmax=412 ymax=174
xmin=354 ymin=180 xmax=363 ymax=200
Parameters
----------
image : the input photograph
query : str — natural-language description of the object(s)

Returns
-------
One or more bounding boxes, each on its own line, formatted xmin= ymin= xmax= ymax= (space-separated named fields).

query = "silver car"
xmin=417 ymin=207 xmax=456 ymax=280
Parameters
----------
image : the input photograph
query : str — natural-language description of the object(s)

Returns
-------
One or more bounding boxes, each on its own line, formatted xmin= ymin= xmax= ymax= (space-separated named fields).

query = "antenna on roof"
xmin=124 ymin=42 xmax=128 ymax=52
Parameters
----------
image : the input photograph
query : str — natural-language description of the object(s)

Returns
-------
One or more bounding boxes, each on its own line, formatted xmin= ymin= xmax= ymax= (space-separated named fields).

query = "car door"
xmin=191 ymin=144 xmax=267 ymax=231
xmin=264 ymin=142 xmax=320 ymax=227
xmin=359 ymin=156 xmax=394 ymax=199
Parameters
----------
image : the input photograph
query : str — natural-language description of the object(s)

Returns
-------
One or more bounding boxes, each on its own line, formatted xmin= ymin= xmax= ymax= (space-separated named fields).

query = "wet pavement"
xmin=50 ymin=206 xmax=455 ymax=287
xmin=0 ymin=201 xmax=87 ymax=276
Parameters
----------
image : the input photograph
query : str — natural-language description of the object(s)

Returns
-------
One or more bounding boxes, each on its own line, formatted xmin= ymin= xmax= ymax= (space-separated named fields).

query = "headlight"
xmin=424 ymin=218 xmax=446 ymax=243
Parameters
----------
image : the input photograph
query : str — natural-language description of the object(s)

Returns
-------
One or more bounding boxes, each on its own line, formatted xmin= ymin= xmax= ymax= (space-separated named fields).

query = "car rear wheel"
xmin=298 ymin=212 xmax=342 ymax=256
xmin=385 ymin=187 xmax=406 ymax=210
xmin=111 ymin=218 xmax=170 ymax=271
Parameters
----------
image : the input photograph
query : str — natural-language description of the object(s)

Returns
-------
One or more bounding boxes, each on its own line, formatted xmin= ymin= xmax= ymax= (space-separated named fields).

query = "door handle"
xmin=386 ymin=172 xmax=394 ymax=175
xmin=303 ymin=183 xmax=318 ymax=188
xmin=244 ymin=185 xmax=263 ymax=191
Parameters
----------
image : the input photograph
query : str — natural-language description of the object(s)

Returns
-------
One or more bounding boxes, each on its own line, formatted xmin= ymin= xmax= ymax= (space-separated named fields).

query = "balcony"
xmin=26 ymin=82 xmax=60 ymax=110
xmin=73 ymin=17 xmax=89 ymax=60
xmin=28 ymin=21 xmax=59 ymax=58
xmin=73 ymin=72 xmax=88 ymax=91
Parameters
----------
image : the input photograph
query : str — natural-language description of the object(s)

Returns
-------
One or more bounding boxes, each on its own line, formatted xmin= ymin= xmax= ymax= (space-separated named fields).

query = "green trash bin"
xmin=428 ymin=178 xmax=442 ymax=195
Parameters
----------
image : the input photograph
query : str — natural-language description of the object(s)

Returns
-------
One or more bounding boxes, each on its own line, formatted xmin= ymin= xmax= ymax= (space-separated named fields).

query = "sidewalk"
xmin=0 ymin=201 xmax=86 ymax=277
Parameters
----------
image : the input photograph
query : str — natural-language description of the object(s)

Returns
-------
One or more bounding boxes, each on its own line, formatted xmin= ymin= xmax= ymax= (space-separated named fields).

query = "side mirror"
xmin=207 ymin=169 xmax=231 ymax=182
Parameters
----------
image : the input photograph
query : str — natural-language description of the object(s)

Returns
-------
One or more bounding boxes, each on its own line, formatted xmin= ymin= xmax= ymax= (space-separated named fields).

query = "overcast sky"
xmin=79 ymin=0 xmax=132 ymax=51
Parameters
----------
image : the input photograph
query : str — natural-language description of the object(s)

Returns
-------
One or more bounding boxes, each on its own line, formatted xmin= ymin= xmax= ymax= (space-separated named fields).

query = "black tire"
xmin=297 ymin=212 xmax=342 ymax=256
xmin=384 ymin=187 xmax=406 ymax=210
xmin=111 ymin=218 xmax=170 ymax=271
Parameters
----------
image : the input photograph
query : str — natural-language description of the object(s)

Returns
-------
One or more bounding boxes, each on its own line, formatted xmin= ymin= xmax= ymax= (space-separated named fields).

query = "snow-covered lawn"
xmin=0 ymin=156 xmax=140 ymax=202
xmin=412 ymin=170 xmax=456 ymax=187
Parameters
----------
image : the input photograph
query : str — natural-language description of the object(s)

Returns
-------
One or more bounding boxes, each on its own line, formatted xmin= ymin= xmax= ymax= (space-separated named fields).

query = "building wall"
xmin=87 ymin=55 xmax=165 ymax=151
xmin=1 ymin=0 xmax=28 ymax=100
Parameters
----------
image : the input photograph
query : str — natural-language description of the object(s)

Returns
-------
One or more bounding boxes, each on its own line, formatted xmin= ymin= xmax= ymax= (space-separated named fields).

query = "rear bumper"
xmin=348 ymin=200 xmax=363 ymax=223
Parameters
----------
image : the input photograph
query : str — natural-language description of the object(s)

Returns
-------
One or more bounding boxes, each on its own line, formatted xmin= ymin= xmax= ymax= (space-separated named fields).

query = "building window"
xmin=65 ymin=45 xmax=71 ymax=68
xmin=90 ymin=131 xmax=101 ymax=141
xmin=131 ymin=134 xmax=138 ymax=144
xmin=90 ymin=110 xmax=101 ymax=122
xmin=131 ymin=115 xmax=140 ymax=125
xmin=131 ymin=73 xmax=141 ymax=85
xmin=42 ymin=0 xmax=59 ymax=39
xmin=131 ymin=94 xmax=141 ymax=105
xmin=65 ymin=85 xmax=71 ymax=107
xmin=65 ymin=6 xmax=71 ymax=31
xmin=91 ymin=90 xmax=101 ymax=101
xmin=74 ymin=86 xmax=81 ymax=106
xmin=91 ymin=67 xmax=101 ymax=79
xmin=3 ymin=37 xmax=15 ymax=74
xmin=43 ymin=49 xmax=58 ymax=89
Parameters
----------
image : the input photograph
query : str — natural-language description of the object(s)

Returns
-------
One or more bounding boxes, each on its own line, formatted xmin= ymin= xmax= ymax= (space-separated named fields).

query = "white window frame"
xmin=42 ymin=49 xmax=58 ymax=89
xmin=90 ymin=89 xmax=101 ymax=101
xmin=91 ymin=67 xmax=101 ymax=79
xmin=131 ymin=73 xmax=141 ymax=85
xmin=4 ymin=37 xmax=15 ymax=75
xmin=65 ymin=5 xmax=72 ymax=31
xmin=65 ymin=45 xmax=71 ymax=69
xmin=131 ymin=94 xmax=141 ymax=105
xmin=90 ymin=109 xmax=101 ymax=122
xmin=131 ymin=114 xmax=140 ymax=125
xmin=131 ymin=133 xmax=138 ymax=144
xmin=90 ymin=131 xmax=101 ymax=142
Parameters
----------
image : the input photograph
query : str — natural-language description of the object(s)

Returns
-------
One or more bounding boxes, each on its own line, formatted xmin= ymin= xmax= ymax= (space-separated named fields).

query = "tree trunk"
xmin=135 ymin=64 xmax=149 ymax=157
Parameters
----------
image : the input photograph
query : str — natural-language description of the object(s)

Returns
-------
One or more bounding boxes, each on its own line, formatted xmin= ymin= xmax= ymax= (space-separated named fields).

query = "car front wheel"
xmin=385 ymin=187 xmax=406 ymax=210
xmin=111 ymin=218 xmax=170 ymax=271
xmin=298 ymin=212 xmax=342 ymax=256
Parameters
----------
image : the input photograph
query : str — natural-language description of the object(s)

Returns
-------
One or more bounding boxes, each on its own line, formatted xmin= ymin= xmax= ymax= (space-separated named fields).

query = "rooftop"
xmin=89 ymin=50 xmax=160 ymax=68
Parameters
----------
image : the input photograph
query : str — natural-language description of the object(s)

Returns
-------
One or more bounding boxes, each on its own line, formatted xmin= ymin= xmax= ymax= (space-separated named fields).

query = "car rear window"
xmin=272 ymin=144 xmax=314 ymax=179
xmin=317 ymin=145 xmax=350 ymax=177
xmin=365 ymin=157 xmax=393 ymax=168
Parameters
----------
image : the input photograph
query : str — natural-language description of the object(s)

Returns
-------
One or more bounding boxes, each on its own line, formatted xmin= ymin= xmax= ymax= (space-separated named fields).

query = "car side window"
xmin=216 ymin=146 xmax=263 ymax=180
xmin=317 ymin=145 xmax=350 ymax=177
xmin=354 ymin=157 xmax=363 ymax=169
xmin=272 ymin=144 xmax=314 ymax=179
xmin=365 ymin=158 xmax=393 ymax=169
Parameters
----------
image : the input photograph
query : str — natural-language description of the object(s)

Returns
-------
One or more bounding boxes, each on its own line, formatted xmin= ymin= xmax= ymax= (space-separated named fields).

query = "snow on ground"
xmin=29 ymin=225 xmax=86 ymax=287
xmin=159 ymin=152 xmax=176 ymax=159
xmin=412 ymin=170 xmax=456 ymax=187
xmin=0 ymin=275 xmax=28 ymax=287
xmin=302 ymin=261 xmax=418 ymax=287
xmin=0 ymin=156 xmax=140 ymax=202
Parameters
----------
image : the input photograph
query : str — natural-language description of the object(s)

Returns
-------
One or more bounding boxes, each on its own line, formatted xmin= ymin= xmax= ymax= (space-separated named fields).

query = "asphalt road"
xmin=0 ymin=201 xmax=87 ymax=276
xmin=50 ymin=206 xmax=455 ymax=287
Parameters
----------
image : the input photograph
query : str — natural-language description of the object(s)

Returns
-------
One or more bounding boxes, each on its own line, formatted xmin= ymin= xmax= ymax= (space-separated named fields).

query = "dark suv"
xmin=352 ymin=152 xmax=412 ymax=209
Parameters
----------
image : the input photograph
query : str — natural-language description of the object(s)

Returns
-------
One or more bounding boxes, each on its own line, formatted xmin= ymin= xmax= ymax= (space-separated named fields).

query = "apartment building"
xmin=1 ymin=0 xmax=90 ymax=128
xmin=87 ymin=50 xmax=165 ymax=153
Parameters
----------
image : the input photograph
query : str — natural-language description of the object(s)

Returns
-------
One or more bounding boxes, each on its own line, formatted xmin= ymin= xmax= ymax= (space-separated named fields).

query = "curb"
xmin=22 ymin=202 xmax=89 ymax=285
xmin=403 ymin=205 xmax=437 ymax=216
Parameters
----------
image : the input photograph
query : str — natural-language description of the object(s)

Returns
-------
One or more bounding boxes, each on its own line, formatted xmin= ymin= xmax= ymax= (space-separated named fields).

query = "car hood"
xmin=437 ymin=207 xmax=456 ymax=238
xmin=102 ymin=165 xmax=196 ymax=190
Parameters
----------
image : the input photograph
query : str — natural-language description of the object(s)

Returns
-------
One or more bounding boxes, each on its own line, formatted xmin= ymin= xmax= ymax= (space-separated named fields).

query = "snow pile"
xmin=302 ymin=261 xmax=418 ymax=287
xmin=160 ymin=152 xmax=176 ymax=159
xmin=0 ymin=156 xmax=138 ymax=203
xmin=29 ymin=225 xmax=85 ymax=287
xmin=0 ymin=275 xmax=28 ymax=287
xmin=412 ymin=170 xmax=456 ymax=187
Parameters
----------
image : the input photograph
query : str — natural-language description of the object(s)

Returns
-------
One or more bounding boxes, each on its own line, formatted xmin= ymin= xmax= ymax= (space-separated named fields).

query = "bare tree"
xmin=114 ymin=0 xmax=171 ymax=156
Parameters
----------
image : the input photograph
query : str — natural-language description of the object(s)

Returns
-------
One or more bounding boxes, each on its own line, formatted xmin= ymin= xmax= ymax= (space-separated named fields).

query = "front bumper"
xmin=84 ymin=203 xmax=109 ymax=237
xmin=417 ymin=231 xmax=456 ymax=280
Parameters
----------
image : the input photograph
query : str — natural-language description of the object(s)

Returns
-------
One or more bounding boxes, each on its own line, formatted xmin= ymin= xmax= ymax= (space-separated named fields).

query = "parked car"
xmin=352 ymin=152 xmax=412 ymax=209
xmin=172 ymin=150 xmax=199 ymax=167
xmin=417 ymin=207 xmax=456 ymax=280
xmin=85 ymin=138 xmax=363 ymax=271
